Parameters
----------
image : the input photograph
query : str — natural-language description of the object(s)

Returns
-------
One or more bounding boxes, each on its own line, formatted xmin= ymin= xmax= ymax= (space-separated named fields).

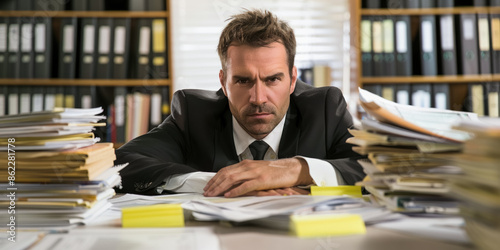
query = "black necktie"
xmin=249 ymin=141 xmax=269 ymax=160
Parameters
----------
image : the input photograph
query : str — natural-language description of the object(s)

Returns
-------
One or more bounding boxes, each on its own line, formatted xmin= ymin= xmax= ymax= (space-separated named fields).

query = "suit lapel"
xmin=212 ymin=108 xmax=239 ymax=171
xmin=278 ymin=100 xmax=301 ymax=158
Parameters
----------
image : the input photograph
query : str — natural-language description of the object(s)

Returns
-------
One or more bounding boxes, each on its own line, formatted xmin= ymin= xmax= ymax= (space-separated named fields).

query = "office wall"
xmin=170 ymin=0 xmax=351 ymax=94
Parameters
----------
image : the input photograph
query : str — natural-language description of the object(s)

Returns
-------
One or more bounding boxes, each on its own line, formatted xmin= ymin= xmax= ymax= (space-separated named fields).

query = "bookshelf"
xmin=0 ymin=0 xmax=172 ymax=147
xmin=351 ymin=0 xmax=500 ymax=115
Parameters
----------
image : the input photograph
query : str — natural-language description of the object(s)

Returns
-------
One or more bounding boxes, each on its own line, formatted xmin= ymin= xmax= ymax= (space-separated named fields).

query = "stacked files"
xmin=0 ymin=108 xmax=122 ymax=227
xmin=0 ymin=107 xmax=106 ymax=151
xmin=447 ymin=119 xmax=500 ymax=250
xmin=354 ymin=88 xmax=478 ymax=214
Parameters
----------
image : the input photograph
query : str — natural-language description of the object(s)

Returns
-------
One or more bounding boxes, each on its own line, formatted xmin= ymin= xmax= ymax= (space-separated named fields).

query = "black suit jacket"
xmin=115 ymin=81 xmax=365 ymax=194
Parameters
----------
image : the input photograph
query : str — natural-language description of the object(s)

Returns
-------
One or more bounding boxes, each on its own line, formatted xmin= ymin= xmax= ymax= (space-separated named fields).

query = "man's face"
xmin=219 ymin=42 xmax=297 ymax=140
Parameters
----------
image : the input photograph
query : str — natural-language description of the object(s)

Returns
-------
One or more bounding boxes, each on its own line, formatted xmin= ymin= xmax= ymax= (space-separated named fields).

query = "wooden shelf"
xmin=0 ymin=79 xmax=171 ymax=86
xmin=0 ymin=11 xmax=168 ymax=18
xmin=361 ymin=75 xmax=500 ymax=84
xmin=361 ymin=6 xmax=500 ymax=15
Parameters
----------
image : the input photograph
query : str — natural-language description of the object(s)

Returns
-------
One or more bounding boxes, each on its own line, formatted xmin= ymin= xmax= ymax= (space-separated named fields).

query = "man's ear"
xmin=219 ymin=69 xmax=228 ymax=96
xmin=290 ymin=66 xmax=297 ymax=94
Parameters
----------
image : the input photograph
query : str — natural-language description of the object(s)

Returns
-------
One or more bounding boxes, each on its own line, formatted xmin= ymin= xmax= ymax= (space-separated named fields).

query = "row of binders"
xmin=0 ymin=16 xmax=168 ymax=79
xmin=0 ymin=0 xmax=166 ymax=11
xmin=361 ymin=1 xmax=500 ymax=77
xmin=298 ymin=65 xmax=333 ymax=88
xmin=363 ymin=0 xmax=500 ymax=8
xmin=0 ymin=85 xmax=171 ymax=143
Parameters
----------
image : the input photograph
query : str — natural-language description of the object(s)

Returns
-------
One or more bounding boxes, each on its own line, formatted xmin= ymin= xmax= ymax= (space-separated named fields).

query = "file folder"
xmin=111 ymin=18 xmax=131 ymax=79
xmin=59 ymin=17 xmax=78 ymax=79
xmin=0 ymin=17 xmax=8 ymax=78
xmin=34 ymin=17 xmax=52 ymax=78
xmin=438 ymin=15 xmax=458 ymax=75
xmin=31 ymin=86 xmax=44 ymax=112
xmin=478 ymin=14 xmax=492 ymax=74
xmin=360 ymin=17 xmax=372 ymax=76
xmin=96 ymin=18 xmax=112 ymax=79
xmin=79 ymin=18 xmax=98 ymax=79
xmin=420 ymin=15 xmax=438 ymax=76
xmin=458 ymin=14 xmax=479 ymax=75
xmin=151 ymin=19 xmax=168 ymax=79
xmin=7 ymin=17 xmax=20 ymax=79
xmin=19 ymin=17 xmax=34 ymax=79
xmin=395 ymin=16 xmax=412 ymax=76
xmin=382 ymin=17 xmax=396 ymax=76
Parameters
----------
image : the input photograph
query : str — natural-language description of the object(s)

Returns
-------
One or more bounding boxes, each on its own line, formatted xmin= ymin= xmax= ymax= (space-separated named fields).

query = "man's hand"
xmin=244 ymin=187 xmax=310 ymax=196
xmin=203 ymin=158 xmax=313 ymax=197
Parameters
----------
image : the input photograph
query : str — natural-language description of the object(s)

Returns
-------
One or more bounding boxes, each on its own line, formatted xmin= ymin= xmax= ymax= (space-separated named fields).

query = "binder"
xmin=313 ymin=65 xmax=332 ymax=87
xmin=114 ymin=86 xmax=127 ymax=143
xmin=34 ymin=0 xmax=64 ymax=11
xmin=0 ymin=17 xmax=8 ymax=78
xmin=44 ymin=86 xmax=56 ymax=111
xmin=437 ymin=0 xmax=455 ymax=7
xmin=17 ymin=0 xmax=33 ymax=10
xmin=64 ymin=86 xmax=77 ymax=108
xmin=0 ymin=86 xmax=7 ymax=116
xmin=34 ymin=17 xmax=52 ymax=78
xmin=405 ymin=0 xmax=419 ymax=8
xmin=491 ymin=13 xmax=500 ymax=74
xmin=59 ymin=17 xmax=78 ymax=79
xmin=54 ymin=86 xmax=65 ymax=108
xmin=395 ymin=84 xmax=411 ymax=105
xmin=458 ymin=14 xmax=479 ymax=75
xmin=131 ymin=19 xmax=152 ymax=79
xmin=150 ymin=87 xmax=162 ymax=130
xmin=474 ymin=0 xmax=489 ymax=6
xmin=372 ymin=17 xmax=384 ymax=76
xmin=72 ymin=0 xmax=88 ymax=11
xmin=111 ymin=18 xmax=131 ymax=79
xmin=7 ymin=86 xmax=19 ymax=115
xmin=19 ymin=87 xmax=33 ymax=115
xmin=382 ymin=17 xmax=396 ymax=76
xmin=420 ymin=0 xmax=435 ymax=8
xmin=432 ymin=84 xmax=450 ymax=110
xmin=381 ymin=85 xmax=395 ymax=102
xmin=420 ymin=15 xmax=438 ymax=76
xmin=363 ymin=84 xmax=382 ymax=96
xmin=129 ymin=0 xmax=147 ymax=11
xmin=468 ymin=83 xmax=486 ymax=116
xmin=96 ymin=18 xmax=112 ymax=79
xmin=31 ymin=86 xmax=44 ymax=112
xmin=148 ymin=0 xmax=166 ymax=11
xmin=19 ymin=17 xmax=34 ymax=79
xmin=363 ymin=0 xmax=381 ymax=8
xmin=79 ymin=18 xmax=98 ymax=79
xmin=478 ymin=14 xmax=492 ymax=74
xmin=299 ymin=68 xmax=313 ymax=85
xmin=438 ymin=15 xmax=458 ymax=75
xmin=411 ymin=84 xmax=432 ymax=108
xmin=88 ymin=0 xmax=105 ymax=11
xmin=7 ymin=17 xmax=20 ymax=79
xmin=486 ymin=82 xmax=499 ymax=117
xmin=78 ymin=86 xmax=97 ymax=109
xmin=161 ymin=86 xmax=170 ymax=120
xmin=394 ymin=15 xmax=412 ymax=76
xmin=360 ymin=17 xmax=372 ymax=76
xmin=0 ymin=1 xmax=16 ymax=10
xmin=151 ymin=19 xmax=168 ymax=79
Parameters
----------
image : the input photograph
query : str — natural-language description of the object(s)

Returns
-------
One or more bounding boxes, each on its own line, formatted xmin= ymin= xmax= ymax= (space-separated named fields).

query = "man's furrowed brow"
xmin=265 ymin=72 xmax=285 ymax=80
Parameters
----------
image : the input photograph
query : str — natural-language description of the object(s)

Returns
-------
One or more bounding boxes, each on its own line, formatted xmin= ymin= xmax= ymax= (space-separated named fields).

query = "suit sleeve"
xmin=115 ymin=91 xmax=199 ymax=194
xmin=323 ymin=87 xmax=366 ymax=185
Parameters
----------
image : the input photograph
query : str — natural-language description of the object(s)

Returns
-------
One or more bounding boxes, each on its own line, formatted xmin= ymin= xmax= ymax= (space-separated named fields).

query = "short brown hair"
xmin=217 ymin=9 xmax=296 ymax=75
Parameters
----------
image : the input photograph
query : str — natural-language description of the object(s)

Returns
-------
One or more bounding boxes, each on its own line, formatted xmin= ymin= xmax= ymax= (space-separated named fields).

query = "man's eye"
xmin=268 ymin=77 xmax=280 ymax=83
xmin=236 ymin=79 xmax=249 ymax=84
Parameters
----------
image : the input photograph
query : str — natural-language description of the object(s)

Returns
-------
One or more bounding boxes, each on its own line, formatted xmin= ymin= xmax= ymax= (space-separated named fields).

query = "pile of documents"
xmin=447 ymin=119 xmax=500 ymax=250
xmin=0 ymin=108 xmax=122 ymax=227
xmin=353 ymin=88 xmax=478 ymax=214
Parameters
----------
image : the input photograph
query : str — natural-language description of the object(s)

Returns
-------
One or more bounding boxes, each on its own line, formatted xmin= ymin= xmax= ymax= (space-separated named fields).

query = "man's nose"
xmin=249 ymin=81 xmax=267 ymax=105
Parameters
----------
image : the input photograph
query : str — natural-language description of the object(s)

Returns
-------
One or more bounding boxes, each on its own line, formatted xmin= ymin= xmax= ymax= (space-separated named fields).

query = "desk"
xmin=54 ymin=210 xmax=473 ymax=250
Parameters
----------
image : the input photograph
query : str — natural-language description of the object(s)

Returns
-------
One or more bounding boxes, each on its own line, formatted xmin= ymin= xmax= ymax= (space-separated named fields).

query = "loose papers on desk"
xmin=354 ymin=88 xmax=478 ymax=215
xmin=446 ymin=118 xmax=500 ymax=250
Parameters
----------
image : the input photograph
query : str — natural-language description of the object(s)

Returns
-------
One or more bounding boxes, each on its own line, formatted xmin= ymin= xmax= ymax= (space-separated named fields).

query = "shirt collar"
xmin=232 ymin=114 xmax=286 ymax=156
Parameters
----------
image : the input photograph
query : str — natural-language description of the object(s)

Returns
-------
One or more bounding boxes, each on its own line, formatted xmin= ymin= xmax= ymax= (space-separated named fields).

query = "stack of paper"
xmin=447 ymin=118 xmax=500 ymax=250
xmin=0 ymin=108 xmax=121 ymax=228
xmin=354 ymin=88 xmax=478 ymax=214
xmin=0 ymin=107 xmax=105 ymax=151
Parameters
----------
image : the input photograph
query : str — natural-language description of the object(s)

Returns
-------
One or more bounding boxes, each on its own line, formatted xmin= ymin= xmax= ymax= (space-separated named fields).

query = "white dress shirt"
xmin=162 ymin=115 xmax=345 ymax=193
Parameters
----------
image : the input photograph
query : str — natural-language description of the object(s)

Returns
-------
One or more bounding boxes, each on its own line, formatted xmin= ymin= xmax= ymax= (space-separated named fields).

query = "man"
xmin=115 ymin=9 xmax=364 ymax=197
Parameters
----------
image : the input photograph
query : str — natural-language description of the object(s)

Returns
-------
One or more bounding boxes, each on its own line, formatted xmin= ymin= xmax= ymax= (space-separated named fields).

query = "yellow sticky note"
xmin=122 ymin=204 xmax=184 ymax=228
xmin=291 ymin=214 xmax=366 ymax=238
xmin=310 ymin=186 xmax=362 ymax=198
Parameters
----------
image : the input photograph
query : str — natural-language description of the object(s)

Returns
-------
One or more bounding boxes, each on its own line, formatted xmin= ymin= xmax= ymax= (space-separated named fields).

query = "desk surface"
xmin=63 ymin=211 xmax=473 ymax=250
